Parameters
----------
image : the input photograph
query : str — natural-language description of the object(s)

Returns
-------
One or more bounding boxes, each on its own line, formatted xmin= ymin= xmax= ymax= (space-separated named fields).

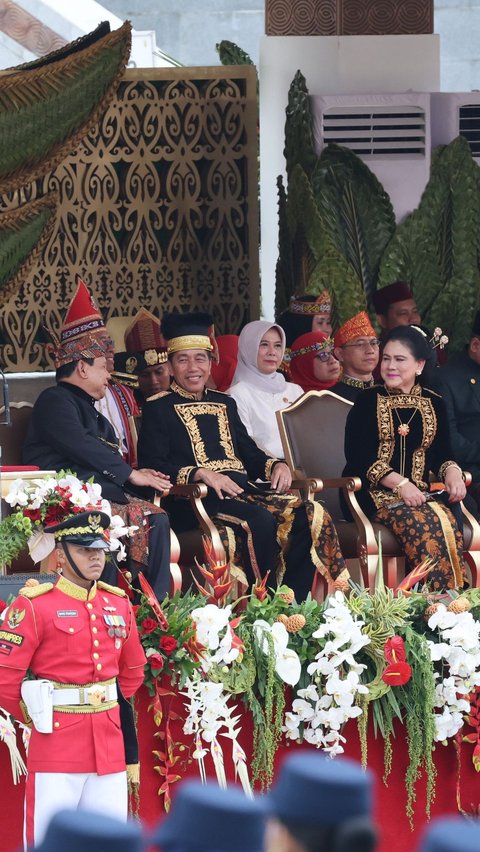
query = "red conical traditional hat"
xmin=60 ymin=275 xmax=105 ymax=343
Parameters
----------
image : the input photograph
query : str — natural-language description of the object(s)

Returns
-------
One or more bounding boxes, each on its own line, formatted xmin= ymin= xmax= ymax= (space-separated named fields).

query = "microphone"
xmin=0 ymin=368 xmax=11 ymax=427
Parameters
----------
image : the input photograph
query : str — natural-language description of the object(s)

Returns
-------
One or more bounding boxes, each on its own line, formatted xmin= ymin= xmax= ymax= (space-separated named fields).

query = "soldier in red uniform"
xmin=0 ymin=511 xmax=146 ymax=848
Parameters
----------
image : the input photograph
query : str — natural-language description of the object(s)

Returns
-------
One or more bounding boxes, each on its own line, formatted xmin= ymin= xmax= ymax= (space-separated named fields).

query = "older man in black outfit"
xmin=23 ymin=284 xmax=172 ymax=599
xmin=439 ymin=310 xmax=480 ymax=512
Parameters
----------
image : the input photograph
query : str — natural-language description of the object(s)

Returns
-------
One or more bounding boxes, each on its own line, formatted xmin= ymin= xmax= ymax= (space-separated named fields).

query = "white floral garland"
xmin=427 ymin=604 xmax=480 ymax=742
xmin=283 ymin=592 xmax=370 ymax=756
xmin=4 ymin=473 xmax=135 ymax=562
xmin=182 ymin=604 xmax=252 ymax=795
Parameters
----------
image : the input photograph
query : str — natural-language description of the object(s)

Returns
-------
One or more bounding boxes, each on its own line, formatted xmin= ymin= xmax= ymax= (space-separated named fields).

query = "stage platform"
xmin=3 ymin=684 xmax=479 ymax=852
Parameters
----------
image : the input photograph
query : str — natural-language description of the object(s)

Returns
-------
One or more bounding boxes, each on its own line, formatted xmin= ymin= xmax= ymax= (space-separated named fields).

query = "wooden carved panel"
xmin=0 ymin=67 xmax=259 ymax=371
xmin=265 ymin=0 xmax=433 ymax=35
xmin=266 ymin=0 xmax=337 ymax=36
xmin=341 ymin=0 xmax=433 ymax=35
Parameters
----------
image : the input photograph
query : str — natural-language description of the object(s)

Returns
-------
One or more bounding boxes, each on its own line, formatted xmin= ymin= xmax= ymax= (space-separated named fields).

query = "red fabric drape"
xmin=3 ymin=684 xmax=479 ymax=852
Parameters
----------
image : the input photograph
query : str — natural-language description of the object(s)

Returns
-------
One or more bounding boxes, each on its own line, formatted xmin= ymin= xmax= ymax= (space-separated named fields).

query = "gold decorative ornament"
xmin=144 ymin=349 xmax=159 ymax=366
xmin=126 ymin=356 xmax=138 ymax=374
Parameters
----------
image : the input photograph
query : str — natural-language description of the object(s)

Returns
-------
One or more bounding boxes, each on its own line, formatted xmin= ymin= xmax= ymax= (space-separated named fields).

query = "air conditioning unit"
xmin=310 ymin=93 xmax=431 ymax=222
xmin=431 ymin=92 xmax=480 ymax=160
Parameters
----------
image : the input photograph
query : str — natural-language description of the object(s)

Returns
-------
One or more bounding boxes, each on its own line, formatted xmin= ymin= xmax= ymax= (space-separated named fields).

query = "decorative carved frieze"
xmin=265 ymin=0 xmax=433 ymax=36
xmin=0 ymin=0 xmax=66 ymax=58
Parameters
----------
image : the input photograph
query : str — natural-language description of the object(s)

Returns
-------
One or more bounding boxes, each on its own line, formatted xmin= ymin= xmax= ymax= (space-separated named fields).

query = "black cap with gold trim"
xmin=161 ymin=311 xmax=216 ymax=356
xmin=44 ymin=511 xmax=111 ymax=550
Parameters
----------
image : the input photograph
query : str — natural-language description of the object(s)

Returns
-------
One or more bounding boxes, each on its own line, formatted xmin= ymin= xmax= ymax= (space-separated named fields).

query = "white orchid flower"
xmin=192 ymin=604 xmax=232 ymax=651
xmin=428 ymin=604 xmax=457 ymax=631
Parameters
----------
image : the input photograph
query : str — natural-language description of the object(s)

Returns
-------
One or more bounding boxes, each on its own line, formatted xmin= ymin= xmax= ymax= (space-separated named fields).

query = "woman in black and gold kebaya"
xmin=344 ymin=325 xmax=466 ymax=590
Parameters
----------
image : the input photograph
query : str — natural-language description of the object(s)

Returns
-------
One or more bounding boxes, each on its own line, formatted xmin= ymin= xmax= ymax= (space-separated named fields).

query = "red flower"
xmin=24 ymin=508 xmax=41 ymax=522
xmin=253 ymin=572 xmax=270 ymax=602
xmin=382 ymin=661 xmax=412 ymax=687
xmin=148 ymin=652 xmax=164 ymax=671
xmin=132 ymin=605 xmax=140 ymax=617
xmin=384 ymin=636 xmax=406 ymax=664
xmin=141 ymin=618 xmax=158 ymax=635
xmin=159 ymin=635 xmax=178 ymax=654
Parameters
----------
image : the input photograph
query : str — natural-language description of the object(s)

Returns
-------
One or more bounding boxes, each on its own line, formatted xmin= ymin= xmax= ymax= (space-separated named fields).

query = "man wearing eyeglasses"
xmin=331 ymin=312 xmax=380 ymax=402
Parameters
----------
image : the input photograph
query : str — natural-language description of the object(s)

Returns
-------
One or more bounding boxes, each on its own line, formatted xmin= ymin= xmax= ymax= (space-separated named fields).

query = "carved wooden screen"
xmin=0 ymin=66 xmax=259 ymax=371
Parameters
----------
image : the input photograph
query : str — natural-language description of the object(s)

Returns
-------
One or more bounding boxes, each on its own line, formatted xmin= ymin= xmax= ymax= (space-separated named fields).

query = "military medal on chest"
xmin=103 ymin=613 xmax=127 ymax=648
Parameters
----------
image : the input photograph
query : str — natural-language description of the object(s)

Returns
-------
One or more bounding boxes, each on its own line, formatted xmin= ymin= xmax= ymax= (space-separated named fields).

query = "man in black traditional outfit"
xmin=23 ymin=281 xmax=172 ymax=599
xmin=439 ymin=310 xmax=480 ymax=511
xmin=138 ymin=312 xmax=349 ymax=601
xmin=331 ymin=311 xmax=379 ymax=402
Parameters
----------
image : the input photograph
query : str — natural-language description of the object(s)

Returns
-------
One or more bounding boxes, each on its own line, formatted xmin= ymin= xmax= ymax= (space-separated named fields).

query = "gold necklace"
xmin=393 ymin=407 xmax=417 ymax=477
xmin=394 ymin=407 xmax=417 ymax=437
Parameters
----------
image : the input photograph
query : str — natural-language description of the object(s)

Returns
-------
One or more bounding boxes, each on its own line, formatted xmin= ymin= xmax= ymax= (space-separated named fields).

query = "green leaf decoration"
xmin=0 ymin=21 xmax=131 ymax=195
xmin=216 ymin=40 xmax=255 ymax=67
xmin=0 ymin=196 xmax=57 ymax=309
xmin=286 ymin=164 xmax=365 ymax=327
xmin=274 ymin=175 xmax=294 ymax=318
xmin=378 ymin=136 xmax=480 ymax=352
xmin=311 ymin=143 xmax=396 ymax=308
xmin=284 ymin=71 xmax=317 ymax=183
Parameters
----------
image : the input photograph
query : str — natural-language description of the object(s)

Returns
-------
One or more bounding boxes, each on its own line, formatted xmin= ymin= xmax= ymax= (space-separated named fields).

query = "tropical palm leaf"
xmin=0 ymin=21 xmax=131 ymax=195
xmin=287 ymin=165 xmax=365 ymax=326
xmin=311 ymin=144 xmax=396 ymax=308
xmin=0 ymin=196 xmax=57 ymax=308
xmin=378 ymin=136 xmax=480 ymax=352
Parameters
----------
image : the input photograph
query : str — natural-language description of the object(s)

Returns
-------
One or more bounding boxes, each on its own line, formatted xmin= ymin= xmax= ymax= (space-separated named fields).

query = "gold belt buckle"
xmin=87 ymin=686 xmax=106 ymax=707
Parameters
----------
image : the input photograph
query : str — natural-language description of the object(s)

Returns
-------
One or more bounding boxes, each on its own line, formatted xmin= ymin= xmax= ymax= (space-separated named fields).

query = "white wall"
xmin=259 ymin=35 xmax=440 ymax=320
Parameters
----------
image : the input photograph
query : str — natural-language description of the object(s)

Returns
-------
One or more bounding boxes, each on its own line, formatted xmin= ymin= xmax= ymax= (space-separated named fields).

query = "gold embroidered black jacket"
xmin=343 ymin=384 xmax=456 ymax=516
xmin=138 ymin=382 xmax=278 ymax=488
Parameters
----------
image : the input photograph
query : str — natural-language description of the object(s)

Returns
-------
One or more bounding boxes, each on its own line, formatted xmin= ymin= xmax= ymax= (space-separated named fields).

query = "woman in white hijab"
xmin=228 ymin=320 xmax=303 ymax=458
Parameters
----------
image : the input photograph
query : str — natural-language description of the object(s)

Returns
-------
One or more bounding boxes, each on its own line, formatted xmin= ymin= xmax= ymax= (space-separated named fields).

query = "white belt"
xmin=53 ymin=683 xmax=117 ymax=708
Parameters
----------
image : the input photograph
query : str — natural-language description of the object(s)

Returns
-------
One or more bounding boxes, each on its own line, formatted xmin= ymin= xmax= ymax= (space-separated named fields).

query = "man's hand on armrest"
xmin=193 ymin=468 xmax=244 ymax=500
xmin=128 ymin=468 xmax=171 ymax=491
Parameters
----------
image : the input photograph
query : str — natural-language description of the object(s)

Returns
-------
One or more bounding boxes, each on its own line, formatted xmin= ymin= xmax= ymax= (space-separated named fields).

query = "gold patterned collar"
xmin=56 ymin=575 xmax=98 ymax=601
xmin=171 ymin=380 xmax=208 ymax=401
xmin=342 ymin=374 xmax=375 ymax=390
xmin=385 ymin=383 xmax=422 ymax=398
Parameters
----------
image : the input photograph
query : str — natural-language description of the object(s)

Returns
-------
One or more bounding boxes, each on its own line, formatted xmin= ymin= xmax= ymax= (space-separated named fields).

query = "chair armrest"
xmin=291 ymin=476 xmax=323 ymax=495
xmin=321 ymin=476 xmax=362 ymax=493
xmin=169 ymin=483 xmax=208 ymax=500
xmin=153 ymin=483 xmax=225 ymax=563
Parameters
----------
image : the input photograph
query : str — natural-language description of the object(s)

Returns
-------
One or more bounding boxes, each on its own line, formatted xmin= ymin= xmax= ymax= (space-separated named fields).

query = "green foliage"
xmin=286 ymin=165 xmax=365 ymax=326
xmin=378 ymin=136 xmax=480 ymax=352
xmin=0 ymin=512 xmax=32 ymax=567
xmin=0 ymin=23 xmax=131 ymax=192
xmin=215 ymin=41 xmax=258 ymax=97
xmin=284 ymin=71 xmax=317 ymax=183
xmin=274 ymin=175 xmax=294 ymax=318
xmin=216 ymin=40 xmax=255 ymax=68
xmin=311 ymin=144 xmax=396 ymax=308
xmin=135 ymin=590 xmax=205 ymax=694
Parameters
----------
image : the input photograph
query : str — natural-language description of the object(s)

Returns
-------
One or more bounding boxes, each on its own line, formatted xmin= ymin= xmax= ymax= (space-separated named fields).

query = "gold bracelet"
xmin=392 ymin=477 xmax=409 ymax=499
xmin=439 ymin=461 xmax=462 ymax=481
